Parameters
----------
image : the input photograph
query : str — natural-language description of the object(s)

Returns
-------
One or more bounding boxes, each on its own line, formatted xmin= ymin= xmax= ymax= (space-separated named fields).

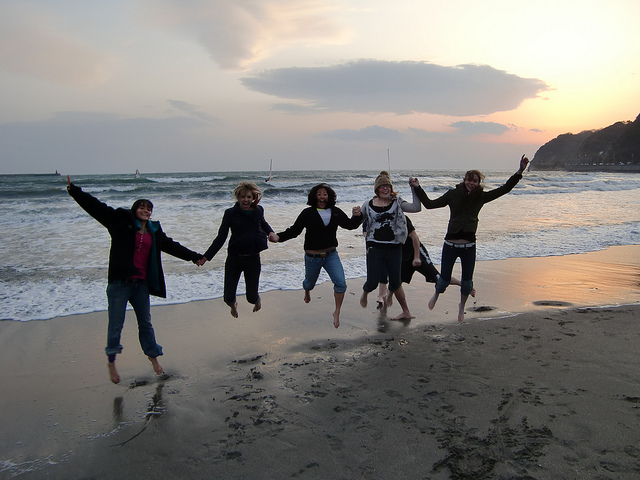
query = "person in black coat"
xmin=197 ymin=181 xmax=277 ymax=318
xmin=67 ymin=176 xmax=202 ymax=384
xmin=272 ymin=183 xmax=362 ymax=328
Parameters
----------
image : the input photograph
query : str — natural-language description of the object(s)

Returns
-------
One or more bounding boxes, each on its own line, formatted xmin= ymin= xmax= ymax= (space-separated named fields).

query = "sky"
xmin=1 ymin=0 xmax=639 ymax=174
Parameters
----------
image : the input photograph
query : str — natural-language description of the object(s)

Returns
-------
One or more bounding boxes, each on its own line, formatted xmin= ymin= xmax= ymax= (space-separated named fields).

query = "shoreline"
xmin=1 ymin=245 xmax=639 ymax=478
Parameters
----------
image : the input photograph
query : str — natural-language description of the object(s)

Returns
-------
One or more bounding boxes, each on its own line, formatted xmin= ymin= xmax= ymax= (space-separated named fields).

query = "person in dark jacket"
xmin=272 ymin=183 xmax=362 ymax=328
xmin=410 ymin=155 xmax=529 ymax=322
xmin=67 ymin=176 xmax=202 ymax=384
xmin=197 ymin=181 xmax=276 ymax=318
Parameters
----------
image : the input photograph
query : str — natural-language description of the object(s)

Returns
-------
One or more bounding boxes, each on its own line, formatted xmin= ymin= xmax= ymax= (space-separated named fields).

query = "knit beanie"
xmin=374 ymin=171 xmax=393 ymax=193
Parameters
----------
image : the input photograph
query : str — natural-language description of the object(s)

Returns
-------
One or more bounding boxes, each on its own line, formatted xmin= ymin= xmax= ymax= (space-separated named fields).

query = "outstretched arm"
xmin=482 ymin=154 xmax=529 ymax=203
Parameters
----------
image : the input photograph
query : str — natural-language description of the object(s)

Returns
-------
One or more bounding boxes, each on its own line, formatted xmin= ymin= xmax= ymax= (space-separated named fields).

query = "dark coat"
xmin=68 ymin=183 xmax=201 ymax=298
xmin=204 ymin=203 xmax=273 ymax=259
xmin=276 ymin=206 xmax=362 ymax=250
xmin=415 ymin=173 xmax=522 ymax=241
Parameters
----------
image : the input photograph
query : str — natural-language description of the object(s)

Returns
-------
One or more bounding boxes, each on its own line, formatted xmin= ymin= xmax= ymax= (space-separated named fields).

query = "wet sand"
xmin=1 ymin=245 xmax=640 ymax=479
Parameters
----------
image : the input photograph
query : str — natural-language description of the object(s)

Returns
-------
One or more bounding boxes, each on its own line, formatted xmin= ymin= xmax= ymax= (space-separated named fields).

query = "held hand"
xmin=518 ymin=155 xmax=529 ymax=174
xmin=409 ymin=177 xmax=420 ymax=188
xmin=412 ymin=258 xmax=421 ymax=267
xmin=352 ymin=205 xmax=361 ymax=216
xmin=268 ymin=232 xmax=279 ymax=243
xmin=196 ymin=257 xmax=207 ymax=267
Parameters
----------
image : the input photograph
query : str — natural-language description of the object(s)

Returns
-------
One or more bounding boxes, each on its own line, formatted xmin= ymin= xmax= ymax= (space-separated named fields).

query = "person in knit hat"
xmin=360 ymin=171 xmax=421 ymax=320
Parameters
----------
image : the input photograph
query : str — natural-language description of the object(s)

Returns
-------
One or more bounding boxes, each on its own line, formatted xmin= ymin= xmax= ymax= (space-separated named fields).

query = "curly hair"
xmin=233 ymin=181 xmax=262 ymax=207
xmin=307 ymin=183 xmax=337 ymax=208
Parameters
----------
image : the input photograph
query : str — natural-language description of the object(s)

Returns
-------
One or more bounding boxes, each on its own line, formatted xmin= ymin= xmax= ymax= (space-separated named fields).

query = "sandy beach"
xmin=1 ymin=245 xmax=640 ymax=479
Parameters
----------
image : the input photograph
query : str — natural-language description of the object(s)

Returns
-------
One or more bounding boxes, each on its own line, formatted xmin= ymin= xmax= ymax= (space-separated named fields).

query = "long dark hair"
xmin=307 ymin=183 xmax=336 ymax=208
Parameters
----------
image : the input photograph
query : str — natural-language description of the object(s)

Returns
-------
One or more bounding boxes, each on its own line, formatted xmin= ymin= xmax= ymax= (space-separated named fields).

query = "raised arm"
xmin=399 ymin=185 xmax=421 ymax=213
xmin=482 ymin=154 xmax=529 ymax=203
xmin=410 ymin=177 xmax=450 ymax=210
xmin=66 ymin=175 xmax=118 ymax=228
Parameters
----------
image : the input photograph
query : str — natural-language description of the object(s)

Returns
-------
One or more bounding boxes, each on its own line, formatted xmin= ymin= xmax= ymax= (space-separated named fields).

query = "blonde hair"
xmin=464 ymin=170 xmax=485 ymax=183
xmin=233 ymin=181 xmax=262 ymax=207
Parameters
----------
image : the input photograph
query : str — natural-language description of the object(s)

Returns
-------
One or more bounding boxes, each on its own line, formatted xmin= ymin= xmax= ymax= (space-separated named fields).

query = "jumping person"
xmin=67 ymin=176 xmax=202 ymax=384
xmin=272 ymin=183 xmax=362 ymax=328
xmin=410 ymin=155 xmax=529 ymax=322
xmin=360 ymin=171 xmax=421 ymax=320
xmin=197 ymin=181 xmax=277 ymax=318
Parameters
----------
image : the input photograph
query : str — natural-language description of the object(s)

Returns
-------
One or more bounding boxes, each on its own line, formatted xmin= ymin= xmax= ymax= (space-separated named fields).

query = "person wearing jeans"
xmin=273 ymin=183 xmax=362 ymax=328
xmin=411 ymin=155 xmax=529 ymax=322
xmin=67 ymin=176 xmax=202 ymax=384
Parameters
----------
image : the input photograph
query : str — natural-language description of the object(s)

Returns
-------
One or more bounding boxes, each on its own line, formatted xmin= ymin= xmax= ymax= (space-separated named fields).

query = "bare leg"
xmin=390 ymin=286 xmax=412 ymax=320
xmin=230 ymin=302 xmax=239 ymax=318
xmin=385 ymin=290 xmax=393 ymax=307
xmin=458 ymin=294 xmax=469 ymax=322
xmin=360 ymin=290 xmax=368 ymax=308
xmin=148 ymin=356 xmax=164 ymax=375
xmin=252 ymin=299 xmax=261 ymax=313
xmin=376 ymin=284 xmax=387 ymax=308
xmin=333 ymin=291 xmax=345 ymax=328
xmin=108 ymin=361 xmax=120 ymax=384
xmin=451 ymin=277 xmax=476 ymax=297
xmin=304 ymin=290 xmax=311 ymax=303
xmin=428 ymin=289 xmax=439 ymax=310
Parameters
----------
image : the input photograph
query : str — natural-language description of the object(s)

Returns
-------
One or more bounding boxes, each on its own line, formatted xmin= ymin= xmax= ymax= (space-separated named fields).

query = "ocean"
xmin=1 ymin=169 xmax=639 ymax=321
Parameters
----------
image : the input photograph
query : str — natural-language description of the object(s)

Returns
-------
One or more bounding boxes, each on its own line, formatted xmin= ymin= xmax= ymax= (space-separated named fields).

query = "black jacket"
xmin=277 ymin=206 xmax=362 ymax=250
xmin=68 ymin=183 xmax=201 ymax=298
xmin=204 ymin=203 xmax=273 ymax=259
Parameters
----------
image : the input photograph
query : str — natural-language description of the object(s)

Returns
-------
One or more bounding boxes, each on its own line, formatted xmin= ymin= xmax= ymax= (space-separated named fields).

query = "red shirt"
xmin=131 ymin=232 xmax=152 ymax=279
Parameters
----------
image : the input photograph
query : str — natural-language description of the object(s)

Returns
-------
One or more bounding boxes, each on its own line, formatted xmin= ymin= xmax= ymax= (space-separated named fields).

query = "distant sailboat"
xmin=265 ymin=159 xmax=273 ymax=182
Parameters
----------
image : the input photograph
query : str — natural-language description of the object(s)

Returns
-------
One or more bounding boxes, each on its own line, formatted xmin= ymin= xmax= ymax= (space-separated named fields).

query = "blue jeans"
xmin=363 ymin=244 xmax=402 ymax=292
xmin=106 ymin=281 xmax=163 ymax=358
xmin=303 ymin=250 xmax=347 ymax=293
xmin=436 ymin=242 xmax=476 ymax=295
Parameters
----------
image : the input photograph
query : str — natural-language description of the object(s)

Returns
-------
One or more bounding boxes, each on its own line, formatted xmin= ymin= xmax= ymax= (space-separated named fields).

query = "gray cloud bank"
xmin=242 ymin=60 xmax=549 ymax=116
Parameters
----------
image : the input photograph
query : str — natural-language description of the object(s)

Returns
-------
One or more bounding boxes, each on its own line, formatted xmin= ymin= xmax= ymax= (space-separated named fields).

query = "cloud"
xmin=242 ymin=60 xmax=549 ymax=116
xmin=167 ymin=100 xmax=220 ymax=123
xmin=140 ymin=0 xmax=350 ymax=70
xmin=317 ymin=125 xmax=404 ymax=142
xmin=449 ymin=121 xmax=510 ymax=136
xmin=0 ymin=4 xmax=118 ymax=86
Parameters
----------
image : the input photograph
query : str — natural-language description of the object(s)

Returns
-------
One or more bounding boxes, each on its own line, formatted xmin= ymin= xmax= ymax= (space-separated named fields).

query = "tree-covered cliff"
xmin=530 ymin=113 xmax=640 ymax=171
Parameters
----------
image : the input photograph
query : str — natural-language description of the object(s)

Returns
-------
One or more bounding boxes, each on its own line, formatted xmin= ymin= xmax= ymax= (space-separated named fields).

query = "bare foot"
xmin=304 ymin=291 xmax=311 ymax=303
xmin=391 ymin=312 xmax=413 ymax=321
xmin=333 ymin=311 xmax=340 ymax=328
xmin=458 ymin=305 xmax=465 ymax=323
xmin=360 ymin=291 xmax=368 ymax=308
xmin=108 ymin=362 xmax=120 ymax=384
xmin=230 ymin=302 xmax=239 ymax=318
xmin=428 ymin=292 xmax=439 ymax=310
xmin=470 ymin=287 xmax=477 ymax=297
xmin=148 ymin=356 xmax=164 ymax=375
xmin=252 ymin=300 xmax=261 ymax=313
